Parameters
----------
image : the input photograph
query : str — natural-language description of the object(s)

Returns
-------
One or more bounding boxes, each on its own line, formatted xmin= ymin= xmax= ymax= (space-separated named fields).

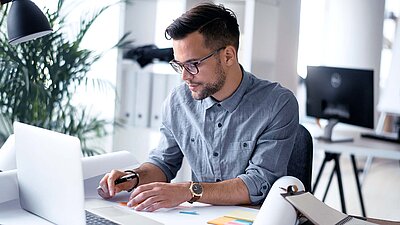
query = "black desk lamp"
xmin=0 ymin=0 xmax=52 ymax=45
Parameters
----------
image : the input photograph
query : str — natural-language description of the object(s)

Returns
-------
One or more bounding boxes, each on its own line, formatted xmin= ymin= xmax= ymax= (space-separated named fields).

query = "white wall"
xmin=321 ymin=0 xmax=385 ymax=127
xmin=241 ymin=0 xmax=301 ymax=93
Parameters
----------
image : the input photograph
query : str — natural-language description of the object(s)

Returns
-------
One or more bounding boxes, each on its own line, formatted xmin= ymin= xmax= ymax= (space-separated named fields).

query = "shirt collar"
xmin=202 ymin=66 xmax=249 ymax=113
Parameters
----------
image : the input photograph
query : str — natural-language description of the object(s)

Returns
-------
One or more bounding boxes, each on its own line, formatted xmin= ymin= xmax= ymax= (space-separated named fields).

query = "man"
xmin=99 ymin=2 xmax=298 ymax=212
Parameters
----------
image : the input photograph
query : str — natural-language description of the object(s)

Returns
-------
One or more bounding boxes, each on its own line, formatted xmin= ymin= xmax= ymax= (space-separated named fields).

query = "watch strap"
xmin=188 ymin=195 xmax=200 ymax=204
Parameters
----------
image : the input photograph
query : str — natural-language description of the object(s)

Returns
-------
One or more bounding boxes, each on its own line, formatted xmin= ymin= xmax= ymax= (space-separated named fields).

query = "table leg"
xmin=350 ymin=154 xmax=367 ymax=217
xmin=333 ymin=154 xmax=347 ymax=214
xmin=322 ymin=167 xmax=335 ymax=202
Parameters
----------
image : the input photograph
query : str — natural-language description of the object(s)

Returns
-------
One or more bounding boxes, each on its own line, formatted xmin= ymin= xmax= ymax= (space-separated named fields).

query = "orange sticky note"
xmin=207 ymin=216 xmax=235 ymax=225
xmin=118 ymin=201 xmax=138 ymax=207
xmin=118 ymin=202 xmax=128 ymax=206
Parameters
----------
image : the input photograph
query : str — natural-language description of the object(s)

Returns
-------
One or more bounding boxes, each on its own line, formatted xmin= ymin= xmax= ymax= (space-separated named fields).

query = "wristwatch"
xmin=188 ymin=182 xmax=203 ymax=204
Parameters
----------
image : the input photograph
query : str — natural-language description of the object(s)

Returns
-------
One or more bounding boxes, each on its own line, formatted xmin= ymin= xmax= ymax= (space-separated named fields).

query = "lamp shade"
xmin=7 ymin=0 xmax=52 ymax=45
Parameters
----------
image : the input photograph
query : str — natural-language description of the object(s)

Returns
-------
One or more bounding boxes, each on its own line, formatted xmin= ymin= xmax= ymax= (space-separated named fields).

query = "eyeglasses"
xmin=169 ymin=47 xmax=226 ymax=75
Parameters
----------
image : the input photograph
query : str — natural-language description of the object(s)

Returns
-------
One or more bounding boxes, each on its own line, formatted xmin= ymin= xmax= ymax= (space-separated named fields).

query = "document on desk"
xmin=284 ymin=192 xmax=378 ymax=225
xmin=0 ymin=134 xmax=16 ymax=171
xmin=0 ymin=169 xmax=19 ymax=204
xmin=81 ymin=151 xmax=138 ymax=179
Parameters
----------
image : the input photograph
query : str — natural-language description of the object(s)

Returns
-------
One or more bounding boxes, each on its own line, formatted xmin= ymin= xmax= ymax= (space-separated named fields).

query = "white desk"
xmin=303 ymin=123 xmax=400 ymax=218
xmin=0 ymin=174 xmax=258 ymax=225
xmin=304 ymin=123 xmax=400 ymax=160
xmin=0 ymin=152 xmax=259 ymax=225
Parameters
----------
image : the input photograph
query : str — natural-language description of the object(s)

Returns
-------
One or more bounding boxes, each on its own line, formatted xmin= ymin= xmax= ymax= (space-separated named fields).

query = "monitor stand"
xmin=315 ymin=119 xmax=354 ymax=143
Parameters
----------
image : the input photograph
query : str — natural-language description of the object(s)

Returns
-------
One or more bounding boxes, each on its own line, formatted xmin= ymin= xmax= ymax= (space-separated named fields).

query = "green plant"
xmin=0 ymin=0 xmax=127 ymax=156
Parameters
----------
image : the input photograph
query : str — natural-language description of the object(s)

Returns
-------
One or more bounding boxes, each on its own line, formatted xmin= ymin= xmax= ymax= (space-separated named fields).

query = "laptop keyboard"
xmin=85 ymin=210 xmax=119 ymax=225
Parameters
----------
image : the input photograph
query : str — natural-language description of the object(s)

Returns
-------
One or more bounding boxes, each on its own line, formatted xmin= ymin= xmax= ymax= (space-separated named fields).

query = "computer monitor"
xmin=306 ymin=66 xmax=374 ymax=142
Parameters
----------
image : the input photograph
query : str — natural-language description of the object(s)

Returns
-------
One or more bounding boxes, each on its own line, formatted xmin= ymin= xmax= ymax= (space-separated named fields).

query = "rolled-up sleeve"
xmin=238 ymin=92 xmax=299 ymax=204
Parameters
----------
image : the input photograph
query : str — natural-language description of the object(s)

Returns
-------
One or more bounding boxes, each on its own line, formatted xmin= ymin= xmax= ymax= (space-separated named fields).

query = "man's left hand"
xmin=127 ymin=182 xmax=191 ymax=212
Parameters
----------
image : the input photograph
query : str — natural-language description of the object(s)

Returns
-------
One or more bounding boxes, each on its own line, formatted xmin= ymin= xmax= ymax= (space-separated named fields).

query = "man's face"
xmin=172 ymin=32 xmax=226 ymax=100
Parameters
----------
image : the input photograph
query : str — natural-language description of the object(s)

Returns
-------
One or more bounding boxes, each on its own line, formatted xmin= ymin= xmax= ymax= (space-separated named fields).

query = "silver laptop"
xmin=14 ymin=121 xmax=163 ymax=225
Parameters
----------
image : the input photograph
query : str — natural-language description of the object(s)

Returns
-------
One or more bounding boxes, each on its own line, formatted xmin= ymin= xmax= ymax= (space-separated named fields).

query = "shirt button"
xmin=243 ymin=143 xmax=248 ymax=147
xmin=213 ymin=152 xmax=219 ymax=157
xmin=217 ymin=123 xmax=222 ymax=128
xmin=190 ymin=138 xmax=195 ymax=142
xmin=216 ymin=179 xmax=221 ymax=182
xmin=217 ymin=104 xmax=221 ymax=107
xmin=263 ymin=185 xmax=267 ymax=190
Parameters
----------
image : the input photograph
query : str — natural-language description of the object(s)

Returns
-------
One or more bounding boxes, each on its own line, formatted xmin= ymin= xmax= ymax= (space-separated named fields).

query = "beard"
xmin=189 ymin=61 xmax=226 ymax=100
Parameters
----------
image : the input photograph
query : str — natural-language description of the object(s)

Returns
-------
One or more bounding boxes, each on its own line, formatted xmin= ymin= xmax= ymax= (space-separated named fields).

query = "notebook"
xmin=14 ymin=121 xmax=163 ymax=225
xmin=283 ymin=192 xmax=377 ymax=225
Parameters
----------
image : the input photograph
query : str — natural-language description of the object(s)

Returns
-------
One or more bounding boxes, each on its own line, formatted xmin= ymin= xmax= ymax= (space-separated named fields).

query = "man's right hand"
xmin=98 ymin=170 xmax=136 ymax=199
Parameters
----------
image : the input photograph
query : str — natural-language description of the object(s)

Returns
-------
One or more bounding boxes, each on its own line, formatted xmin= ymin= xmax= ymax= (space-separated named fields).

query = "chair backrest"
xmin=287 ymin=124 xmax=313 ymax=192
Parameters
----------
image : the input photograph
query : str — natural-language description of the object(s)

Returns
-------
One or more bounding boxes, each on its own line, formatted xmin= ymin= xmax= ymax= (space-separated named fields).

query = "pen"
xmin=179 ymin=211 xmax=199 ymax=215
xmin=97 ymin=173 xmax=138 ymax=199
xmin=114 ymin=173 xmax=137 ymax=185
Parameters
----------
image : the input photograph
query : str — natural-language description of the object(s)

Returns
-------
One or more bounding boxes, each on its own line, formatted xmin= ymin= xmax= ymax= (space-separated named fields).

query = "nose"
xmin=181 ymin=69 xmax=193 ymax=81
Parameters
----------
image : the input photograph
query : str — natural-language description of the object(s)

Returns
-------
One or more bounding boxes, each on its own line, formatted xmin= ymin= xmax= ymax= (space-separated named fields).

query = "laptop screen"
xmin=14 ymin=122 xmax=86 ymax=225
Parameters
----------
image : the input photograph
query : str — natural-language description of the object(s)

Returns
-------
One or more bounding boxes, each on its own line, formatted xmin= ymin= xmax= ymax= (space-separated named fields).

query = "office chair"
xmin=287 ymin=124 xmax=313 ymax=192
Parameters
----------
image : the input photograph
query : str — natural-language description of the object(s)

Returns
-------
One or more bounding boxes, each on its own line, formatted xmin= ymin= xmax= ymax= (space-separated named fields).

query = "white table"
xmin=303 ymin=123 xmax=400 ymax=217
xmin=309 ymin=125 xmax=400 ymax=160
xmin=0 ymin=152 xmax=259 ymax=225
xmin=0 ymin=174 xmax=258 ymax=225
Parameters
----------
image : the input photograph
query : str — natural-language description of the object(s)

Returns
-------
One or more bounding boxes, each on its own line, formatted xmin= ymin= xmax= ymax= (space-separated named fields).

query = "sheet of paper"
xmin=81 ymin=151 xmax=139 ymax=179
xmin=253 ymin=176 xmax=303 ymax=225
xmin=0 ymin=169 xmax=19 ymax=204
xmin=0 ymin=134 xmax=16 ymax=171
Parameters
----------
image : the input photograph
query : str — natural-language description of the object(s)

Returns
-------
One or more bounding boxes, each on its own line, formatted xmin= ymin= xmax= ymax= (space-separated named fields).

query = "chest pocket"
xmin=228 ymin=140 xmax=255 ymax=152
xmin=222 ymin=140 xmax=256 ymax=176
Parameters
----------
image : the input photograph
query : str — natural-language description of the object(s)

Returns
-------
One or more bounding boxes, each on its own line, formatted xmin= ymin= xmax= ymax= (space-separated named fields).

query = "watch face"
xmin=192 ymin=183 xmax=203 ymax=195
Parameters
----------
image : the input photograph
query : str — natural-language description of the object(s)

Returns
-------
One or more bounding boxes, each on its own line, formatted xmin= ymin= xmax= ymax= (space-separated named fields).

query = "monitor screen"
xmin=306 ymin=66 xmax=374 ymax=140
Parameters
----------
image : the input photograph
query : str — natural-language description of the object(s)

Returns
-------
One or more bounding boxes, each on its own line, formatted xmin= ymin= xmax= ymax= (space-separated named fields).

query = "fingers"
xmin=127 ymin=183 xmax=182 ymax=212
xmin=98 ymin=173 xmax=111 ymax=199
xmin=107 ymin=174 xmax=116 ymax=197
xmin=127 ymin=184 xmax=156 ymax=207
xmin=98 ymin=170 xmax=125 ymax=198
xmin=135 ymin=197 xmax=164 ymax=212
xmin=97 ymin=186 xmax=111 ymax=199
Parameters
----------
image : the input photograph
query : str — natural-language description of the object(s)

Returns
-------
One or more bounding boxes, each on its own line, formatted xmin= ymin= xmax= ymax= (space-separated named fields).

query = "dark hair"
xmin=165 ymin=3 xmax=240 ymax=52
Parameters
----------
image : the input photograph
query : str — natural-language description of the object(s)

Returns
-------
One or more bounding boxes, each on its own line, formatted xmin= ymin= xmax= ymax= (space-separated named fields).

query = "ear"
xmin=222 ymin=46 xmax=237 ymax=66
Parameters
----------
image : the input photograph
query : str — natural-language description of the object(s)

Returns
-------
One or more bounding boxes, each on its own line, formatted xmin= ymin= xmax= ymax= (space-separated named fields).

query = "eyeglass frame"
xmin=169 ymin=46 xmax=226 ymax=75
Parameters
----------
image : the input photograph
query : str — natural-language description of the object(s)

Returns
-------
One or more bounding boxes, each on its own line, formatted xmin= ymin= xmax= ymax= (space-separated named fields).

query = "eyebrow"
xmin=174 ymin=56 xmax=201 ymax=64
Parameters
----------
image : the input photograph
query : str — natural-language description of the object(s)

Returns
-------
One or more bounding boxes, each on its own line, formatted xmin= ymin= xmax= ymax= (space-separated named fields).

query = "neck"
xmin=212 ymin=63 xmax=243 ymax=101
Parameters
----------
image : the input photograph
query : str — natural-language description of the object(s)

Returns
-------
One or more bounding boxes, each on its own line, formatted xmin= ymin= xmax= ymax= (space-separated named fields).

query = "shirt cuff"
xmin=238 ymin=174 xmax=273 ymax=205
xmin=146 ymin=158 xmax=174 ymax=182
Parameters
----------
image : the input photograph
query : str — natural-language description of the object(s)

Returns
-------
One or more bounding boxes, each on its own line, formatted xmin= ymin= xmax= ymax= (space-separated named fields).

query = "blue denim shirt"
xmin=147 ymin=69 xmax=299 ymax=204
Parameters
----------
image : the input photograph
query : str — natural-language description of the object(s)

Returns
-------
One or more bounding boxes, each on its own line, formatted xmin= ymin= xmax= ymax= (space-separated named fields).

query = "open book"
xmin=283 ymin=192 xmax=377 ymax=225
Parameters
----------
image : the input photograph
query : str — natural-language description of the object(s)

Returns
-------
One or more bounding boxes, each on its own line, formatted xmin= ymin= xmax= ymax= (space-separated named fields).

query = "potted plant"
xmin=0 ymin=0 xmax=128 ymax=156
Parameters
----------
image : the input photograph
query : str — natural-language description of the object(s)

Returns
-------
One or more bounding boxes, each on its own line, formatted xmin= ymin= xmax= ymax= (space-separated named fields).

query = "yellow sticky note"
xmin=207 ymin=216 xmax=235 ymax=225
xmin=224 ymin=210 xmax=257 ymax=222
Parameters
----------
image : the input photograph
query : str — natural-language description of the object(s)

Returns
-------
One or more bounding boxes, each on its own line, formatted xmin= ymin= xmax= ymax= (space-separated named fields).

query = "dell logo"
xmin=331 ymin=73 xmax=342 ymax=88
